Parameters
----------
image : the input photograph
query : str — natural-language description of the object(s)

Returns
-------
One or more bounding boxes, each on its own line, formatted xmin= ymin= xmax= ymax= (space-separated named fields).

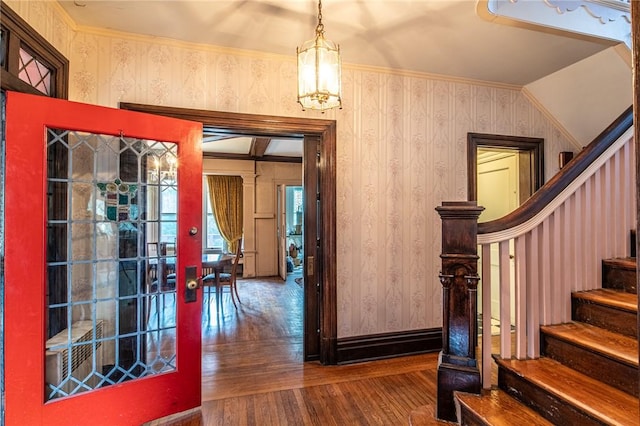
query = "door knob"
xmin=185 ymin=266 xmax=198 ymax=303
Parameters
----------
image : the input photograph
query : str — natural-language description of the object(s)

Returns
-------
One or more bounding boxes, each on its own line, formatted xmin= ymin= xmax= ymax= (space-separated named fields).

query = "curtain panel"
xmin=206 ymin=175 xmax=243 ymax=253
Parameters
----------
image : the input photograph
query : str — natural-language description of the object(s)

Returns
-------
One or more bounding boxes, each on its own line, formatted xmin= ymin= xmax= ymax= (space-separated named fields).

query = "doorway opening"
xmin=119 ymin=102 xmax=337 ymax=364
xmin=286 ymin=185 xmax=304 ymax=275
xmin=467 ymin=132 xmax=544 ymax=333
xmin=278 ymin=185 xmax=304 ymax=281
xmin=467 ymin=132 xmax=544 ymax=222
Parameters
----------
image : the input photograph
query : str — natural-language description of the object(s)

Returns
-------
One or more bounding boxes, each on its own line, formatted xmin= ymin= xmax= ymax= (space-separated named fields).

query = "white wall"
xmin=254 ymin=162 xmax=302 ymax=276
xmin=525 ymin=45 xmax=632 ymax=147
xmin=13 ymin=0 xmax=581 ymax=338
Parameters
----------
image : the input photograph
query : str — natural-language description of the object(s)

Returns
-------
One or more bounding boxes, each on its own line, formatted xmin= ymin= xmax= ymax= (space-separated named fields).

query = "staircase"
xmin=455 ymin=254 xmax=639 ymax=425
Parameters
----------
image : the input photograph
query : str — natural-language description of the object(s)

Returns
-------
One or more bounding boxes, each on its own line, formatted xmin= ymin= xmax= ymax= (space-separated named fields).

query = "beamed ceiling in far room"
xmin=57 ymin=0 xmax=621 ymax=159
xmin=202 ymin=130 xmax=303 ymax=163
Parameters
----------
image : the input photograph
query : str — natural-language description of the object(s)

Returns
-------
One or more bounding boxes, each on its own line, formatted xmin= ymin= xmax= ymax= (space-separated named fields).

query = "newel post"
xmin=435 ymin=201 xmax=483 ymax=422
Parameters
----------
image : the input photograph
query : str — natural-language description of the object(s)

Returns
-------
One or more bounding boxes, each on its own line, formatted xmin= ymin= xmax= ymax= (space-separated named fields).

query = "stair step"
xmin=572 ymin=289 xmax=638 ymax=338
xmin=541 ymin=322 xmax=639 ymax=396
xmin=602 ymin=257 xmax=637 ymax=294
xmin=495 ymin=356 xmax=640 ymax=426
xmin=455 ymin=389 xmax=553 ymax=426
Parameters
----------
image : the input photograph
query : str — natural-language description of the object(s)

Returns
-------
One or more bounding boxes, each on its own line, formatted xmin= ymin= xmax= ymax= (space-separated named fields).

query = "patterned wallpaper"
xmin=10 ymin=1 xmax=577 ymax=338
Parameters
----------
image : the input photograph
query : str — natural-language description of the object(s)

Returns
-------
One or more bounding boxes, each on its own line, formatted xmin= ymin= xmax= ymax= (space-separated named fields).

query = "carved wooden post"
xmin=435 ymin=201 xmax=483 ymax=422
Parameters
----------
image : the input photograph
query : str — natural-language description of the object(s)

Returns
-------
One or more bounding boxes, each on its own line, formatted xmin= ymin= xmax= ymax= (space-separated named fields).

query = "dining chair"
xmin=159 ymin=242 xmax=177 ymax=279
xmin=202 ymin=239 xmax=243 ymax=313
xmin=150 ymin=242 xmax=177 ymax=290
xmin=147 ymin=242 xmax=177 ymax=324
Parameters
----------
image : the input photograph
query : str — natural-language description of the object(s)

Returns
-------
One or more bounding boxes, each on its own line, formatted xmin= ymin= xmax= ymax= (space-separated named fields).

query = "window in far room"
xmin=159 ymin=185 xmax=177 ymax=243
xmin=203 ymin=178 xmax=224 ymax=253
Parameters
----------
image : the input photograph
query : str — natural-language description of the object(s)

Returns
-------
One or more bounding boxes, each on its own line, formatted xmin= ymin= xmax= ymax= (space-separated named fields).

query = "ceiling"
xmin=58 ymin=0 xmax=617 ymax=159
xmin=202 ymin=133 xmax=303 ymax=161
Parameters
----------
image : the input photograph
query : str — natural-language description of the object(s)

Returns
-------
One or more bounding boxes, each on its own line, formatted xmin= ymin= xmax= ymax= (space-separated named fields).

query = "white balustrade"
xmin=477 ymin=128 xmax=635 ymax=389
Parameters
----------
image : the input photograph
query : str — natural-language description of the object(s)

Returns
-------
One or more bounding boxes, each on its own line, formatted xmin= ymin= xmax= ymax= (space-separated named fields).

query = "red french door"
xmin=4 ymin=91 xmax=203 ymax=425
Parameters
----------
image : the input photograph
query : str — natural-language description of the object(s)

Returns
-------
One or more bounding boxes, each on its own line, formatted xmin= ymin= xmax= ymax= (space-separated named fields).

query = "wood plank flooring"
xmin=162 ymin=272 xmax=446 ymax=425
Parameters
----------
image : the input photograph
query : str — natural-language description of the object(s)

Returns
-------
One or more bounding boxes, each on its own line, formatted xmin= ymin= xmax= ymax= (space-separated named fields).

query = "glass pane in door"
xmin=45 ymin=128 xmax=179 ymax=401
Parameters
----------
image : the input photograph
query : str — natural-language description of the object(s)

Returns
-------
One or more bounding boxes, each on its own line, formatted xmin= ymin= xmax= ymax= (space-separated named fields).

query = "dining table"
xmin=148 ymin=252 xmax=235 ymax=316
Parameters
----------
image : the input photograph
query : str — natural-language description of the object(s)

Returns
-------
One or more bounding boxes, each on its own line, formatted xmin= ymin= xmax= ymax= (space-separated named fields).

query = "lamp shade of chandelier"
xmin=297 ymin=0 xmax=342 ymax=111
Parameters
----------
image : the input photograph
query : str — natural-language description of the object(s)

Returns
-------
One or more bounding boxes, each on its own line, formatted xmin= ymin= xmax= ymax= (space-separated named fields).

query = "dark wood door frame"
xmin=119 ymin=102 xmax=338 ymax=364
xmin=634 ymin=1 xmax=640 ymax=399
xmin=467 ymin=132 xmax=544 ymax=203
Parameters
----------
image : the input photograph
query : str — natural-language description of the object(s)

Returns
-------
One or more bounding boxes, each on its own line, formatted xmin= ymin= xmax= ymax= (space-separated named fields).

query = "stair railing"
xmin=475 ymin=106 xmax=635 ymax=389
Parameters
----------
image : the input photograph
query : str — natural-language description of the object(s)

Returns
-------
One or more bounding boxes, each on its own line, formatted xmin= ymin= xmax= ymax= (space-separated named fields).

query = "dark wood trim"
xmin=478 ymin=106 xmax=633 ymax=234
xmin=632 ymin=2 xmax=640 ymax=401
xmin=467 ymin=133 xmax=544 ymax=202
xmin=0 ymin=2 xmax=69 ymax=99
xmin=119 ymin=102 xmax=338 ymax=365
xmin=304 ymin=135 xmax=321 ymax=361
xmin=320 ymin=121 xmax=338 ymax=364
xmin=249 ymin=137 xmax=270 ymax=157
xmin=0 ymin=68 xmax=43 ymax=96
xmin=336 ymin=328 xmax=442 ymax=364
xmin=202 ymin=152 xmax=302 ymax=163
xmin=120 ymin=103 xmax=335 ymax=136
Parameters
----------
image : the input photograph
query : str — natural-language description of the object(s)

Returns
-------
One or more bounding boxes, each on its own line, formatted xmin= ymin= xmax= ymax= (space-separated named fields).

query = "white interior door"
xmin=477 ymin=154 xmax=519 ymax=222
xmin=477 ymin=153 xmax=518 ymax=326
xmin=277 ymin=184 xmax=287 ymax=280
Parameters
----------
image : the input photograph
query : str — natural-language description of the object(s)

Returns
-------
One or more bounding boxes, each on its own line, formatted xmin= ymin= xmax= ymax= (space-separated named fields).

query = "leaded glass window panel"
xmin=18 ymin=46 xmax=52 ymax=96
xmin=45 ymin=128 xmax=179 ymax=401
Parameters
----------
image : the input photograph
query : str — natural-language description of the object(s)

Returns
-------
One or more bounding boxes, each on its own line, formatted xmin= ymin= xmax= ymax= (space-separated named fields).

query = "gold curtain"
xmin=207 ymin=175 xmax=243 ymax=254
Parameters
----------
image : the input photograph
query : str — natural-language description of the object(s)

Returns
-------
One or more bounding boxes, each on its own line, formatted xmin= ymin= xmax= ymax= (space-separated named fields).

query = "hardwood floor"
xmin=163 ymin=271 xmax=445 ymax=425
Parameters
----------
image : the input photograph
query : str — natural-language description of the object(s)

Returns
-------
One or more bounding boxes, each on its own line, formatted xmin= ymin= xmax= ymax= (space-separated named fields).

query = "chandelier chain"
xmin=316 ymin=0 xmax=324 ymax=35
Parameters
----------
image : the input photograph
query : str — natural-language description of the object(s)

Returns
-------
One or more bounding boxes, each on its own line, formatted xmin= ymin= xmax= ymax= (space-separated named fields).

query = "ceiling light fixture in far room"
xmin=296 ymin=0 xmax=342 ymax=112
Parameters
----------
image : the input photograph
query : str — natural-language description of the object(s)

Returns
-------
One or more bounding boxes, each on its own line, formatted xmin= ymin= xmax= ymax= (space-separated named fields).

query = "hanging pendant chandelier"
xmin=296 ymin=0 xmax=342 ymax=112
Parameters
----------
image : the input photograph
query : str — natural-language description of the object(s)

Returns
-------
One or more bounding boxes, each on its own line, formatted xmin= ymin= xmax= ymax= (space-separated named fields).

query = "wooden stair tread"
xmin=495 ymin=357 xmax=640 ymax=425
xmin=573 ymin=289 xmax=638 ymax=312
xmin=603 ymin=257 xmax=637 ymax=270
xmin=455 ymin=389 xmax=553 ymax=425
xmin=541 ymin=322 xmax=638 ymax=367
